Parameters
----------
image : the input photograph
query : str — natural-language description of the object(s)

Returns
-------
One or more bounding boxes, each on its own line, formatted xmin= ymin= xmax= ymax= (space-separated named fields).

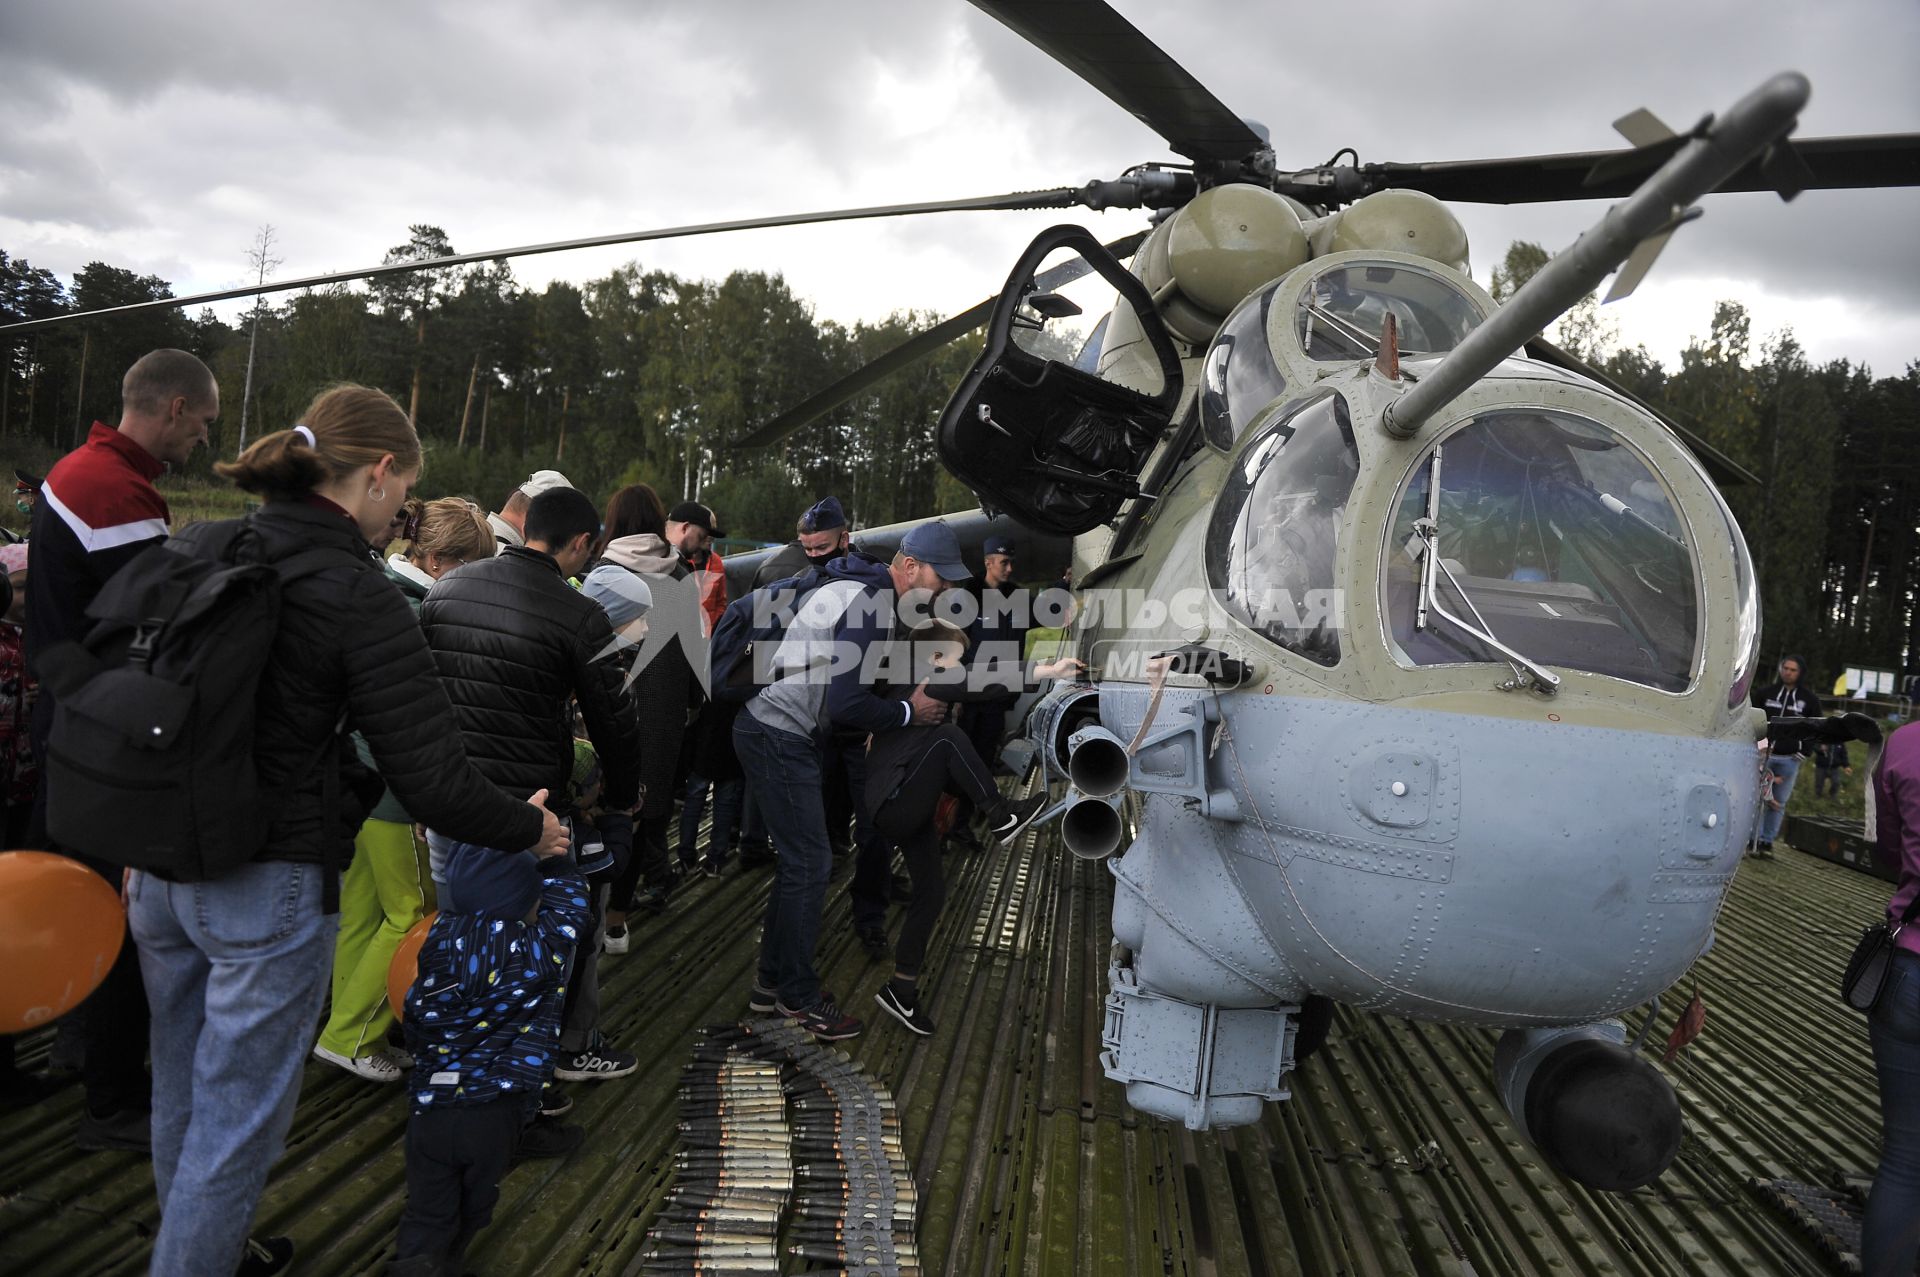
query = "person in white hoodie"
xmin=312 ymin=498 xmax=496 ymax=1083
xmin=585 ymin=484 xmax=710 ymax=951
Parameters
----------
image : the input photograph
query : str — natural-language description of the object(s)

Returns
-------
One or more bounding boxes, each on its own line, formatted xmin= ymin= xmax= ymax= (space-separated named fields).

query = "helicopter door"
xmin=938 ymin=225 xmax=1183 ymax=536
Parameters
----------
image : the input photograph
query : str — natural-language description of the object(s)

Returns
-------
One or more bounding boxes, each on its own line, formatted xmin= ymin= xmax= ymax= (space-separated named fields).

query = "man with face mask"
xmin=753 ymin=497 xmax=851 ymax=590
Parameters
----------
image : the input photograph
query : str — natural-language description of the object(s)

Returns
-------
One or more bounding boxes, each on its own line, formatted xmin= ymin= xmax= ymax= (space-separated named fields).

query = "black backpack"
xmin=38 ymin=518 xmax=345 ymax=881
xmin=707 ymin=566 xmax=831 ymax=704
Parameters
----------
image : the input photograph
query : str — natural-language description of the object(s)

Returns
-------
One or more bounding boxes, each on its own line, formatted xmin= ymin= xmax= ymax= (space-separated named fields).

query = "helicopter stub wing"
xmin=967 ymin=0 xmax=1268 ymax=168
xmin=719 ymin=507 xmax=1073 ymax=598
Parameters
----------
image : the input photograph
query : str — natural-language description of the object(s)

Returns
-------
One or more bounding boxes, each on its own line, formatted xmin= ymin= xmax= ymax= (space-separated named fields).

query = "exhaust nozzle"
xmin=1062 ymin=794 xmax=1124 ymax=860
xmin=1067 ymin=725 xmax=1129 ymax=798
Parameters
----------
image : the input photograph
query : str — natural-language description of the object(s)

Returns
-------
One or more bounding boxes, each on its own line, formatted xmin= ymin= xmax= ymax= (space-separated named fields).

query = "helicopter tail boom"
xmin=1383 ymin=72 xmax=1811 ymax=439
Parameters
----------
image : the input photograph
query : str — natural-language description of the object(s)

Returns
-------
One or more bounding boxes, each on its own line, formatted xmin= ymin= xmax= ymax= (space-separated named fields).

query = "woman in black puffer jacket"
xmin=125 ymin=384 xmax=567 ymax=1277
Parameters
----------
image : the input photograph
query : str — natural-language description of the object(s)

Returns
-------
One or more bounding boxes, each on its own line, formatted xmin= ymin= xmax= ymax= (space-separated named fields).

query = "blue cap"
xmin=983 ymin=535 xmax=1015 ymax=558
xmin=898 ymin=521 xmax=971 ymax=582
xmin=800 ymin=496 xmax=848 ymax=533
xmin=440 ymin=844 xmax=541 ymax=920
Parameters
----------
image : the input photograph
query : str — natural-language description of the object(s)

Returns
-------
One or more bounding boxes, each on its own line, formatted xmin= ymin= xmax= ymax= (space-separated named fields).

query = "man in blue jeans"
xmin=735 ymin=522 xmax=968 ymax=1040
xmin=1753 ymin=655 xmax=1822 ymax=853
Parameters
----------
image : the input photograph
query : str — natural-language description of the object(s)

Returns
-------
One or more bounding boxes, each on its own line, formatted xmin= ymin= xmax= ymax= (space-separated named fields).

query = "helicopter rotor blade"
xmin=967 ymin=0 xmax=1266 ymax=166
xmin=0 ymin=189 xmax=1090 ymax=337
xmin=735 ymin=229 xmax=1149 ymax=451
xmin=1357 ymin=132 xmax=1920 ymax=204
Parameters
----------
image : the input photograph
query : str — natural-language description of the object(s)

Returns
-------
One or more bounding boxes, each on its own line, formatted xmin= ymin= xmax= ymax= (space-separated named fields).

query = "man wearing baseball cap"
xmin=666 ymin=500 xmax=727 ymax=633
xmin=736 ymin=519 xmax=970 ymax=1041
xmin=486 ymin=469 xmax=573 ymax=548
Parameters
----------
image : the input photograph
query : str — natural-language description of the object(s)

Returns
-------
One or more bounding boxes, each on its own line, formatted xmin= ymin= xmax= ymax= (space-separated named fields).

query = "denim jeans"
xmin=127 ymin=860 xmax=338 ymax=1277
xmin=1759 ymin=755 xmax=1800 ymax=843
xmin=735 ymin=712 xmax=833 ymax=1008
xmin=1865 ymin=949 xmax=1920 ymax=1277
xmin=677 ymin=774 xmax=744 ymax=865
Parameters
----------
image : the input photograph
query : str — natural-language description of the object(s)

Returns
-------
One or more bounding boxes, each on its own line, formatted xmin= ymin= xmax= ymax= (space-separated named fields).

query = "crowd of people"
xmin=3 ymin=350 xmax=1915 ymax=1277
xmin=0 ymin=351 xmax=1070 ymax=1276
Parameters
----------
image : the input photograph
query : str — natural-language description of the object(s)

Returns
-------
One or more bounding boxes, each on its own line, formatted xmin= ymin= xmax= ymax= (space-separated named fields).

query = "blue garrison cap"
xmin=898 ymin=521 xmax=971 ymax=582
xmin=983 ymin=535 xmax=1015 ymax=558
xmin=800 ymin=496 xmax=848 ymax=533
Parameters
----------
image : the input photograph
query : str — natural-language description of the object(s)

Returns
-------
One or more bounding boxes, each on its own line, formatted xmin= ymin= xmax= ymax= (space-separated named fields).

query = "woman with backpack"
xmin=124 ymin=385 xmax=567 ymax=1277
xmin=312 ymin=497 xmax=497 ymax=1083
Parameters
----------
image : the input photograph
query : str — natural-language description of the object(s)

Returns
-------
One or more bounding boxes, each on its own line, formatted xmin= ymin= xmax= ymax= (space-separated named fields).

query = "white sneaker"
xmin=603 ymin=923 xmax=630 ymax=955
xmin=312 ymin=1044 xmax=402 ymax=1083
xmin=376 ymin=1045 xmax=414 ymax=1072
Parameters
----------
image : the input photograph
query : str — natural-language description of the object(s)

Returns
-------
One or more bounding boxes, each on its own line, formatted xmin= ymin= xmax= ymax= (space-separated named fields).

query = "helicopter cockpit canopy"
xmin=1296 ymin=261 xmax=1485 ymax=362
xmin=1383 ymin=409 xmax=1702 ymax=693
xmin=1198 ymin=286 xmax=1291 ymax=451
xmin=1208 ymin=392 xmax=1360 ymax=667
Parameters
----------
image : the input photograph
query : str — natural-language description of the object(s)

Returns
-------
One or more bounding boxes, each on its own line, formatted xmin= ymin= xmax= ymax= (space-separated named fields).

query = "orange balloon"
xmin=0 ymin=850 xmax=127 ymax=1034
xmin=387 ymin=911 xmax=438 ymax=1022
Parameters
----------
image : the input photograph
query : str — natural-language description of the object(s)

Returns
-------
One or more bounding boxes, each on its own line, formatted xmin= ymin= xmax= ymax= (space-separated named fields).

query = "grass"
xmin=1776 ymin=719 xmax=1897 ymax=829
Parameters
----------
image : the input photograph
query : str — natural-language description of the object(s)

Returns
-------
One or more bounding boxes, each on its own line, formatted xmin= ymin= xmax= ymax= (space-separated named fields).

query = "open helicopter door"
xmin=938 ymin=225 xmax=1183 ymax=536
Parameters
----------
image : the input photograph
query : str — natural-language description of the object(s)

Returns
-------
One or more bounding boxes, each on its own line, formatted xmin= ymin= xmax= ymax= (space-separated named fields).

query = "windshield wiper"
xmin=1412 ymin=447 xmax=1562 ymax=695
xmin=1304 ymin=301 xmax=1378 ymax=356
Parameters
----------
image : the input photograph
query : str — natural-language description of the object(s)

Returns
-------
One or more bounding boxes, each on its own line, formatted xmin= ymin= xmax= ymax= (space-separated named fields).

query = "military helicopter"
xmin=10 ymin=0 xmax=1917 ymax=1196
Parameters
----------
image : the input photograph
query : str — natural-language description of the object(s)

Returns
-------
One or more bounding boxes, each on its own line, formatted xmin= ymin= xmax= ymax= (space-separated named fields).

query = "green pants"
xmin=315 ymin=818 xmax=434 ymax=1059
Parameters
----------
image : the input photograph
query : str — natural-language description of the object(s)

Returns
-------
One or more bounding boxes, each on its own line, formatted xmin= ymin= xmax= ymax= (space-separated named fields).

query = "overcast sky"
xmin=4 ymin=0 xmax=1917 ymax=383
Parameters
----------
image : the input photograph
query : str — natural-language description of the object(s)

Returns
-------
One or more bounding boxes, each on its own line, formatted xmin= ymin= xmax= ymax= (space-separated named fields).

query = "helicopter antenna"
xmin=1383 ymin=71 xmax=1811 ymax=439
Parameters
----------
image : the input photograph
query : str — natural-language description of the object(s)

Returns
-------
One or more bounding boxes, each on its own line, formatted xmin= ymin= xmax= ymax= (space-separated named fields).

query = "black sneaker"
xmin=236 ymin=1235 xmax=293 ymax=1276
xmin=538 ymin=1087 xmax=574 ymax=1119
xmin=990 ymin=793 xmax=1048 ymax=845
xmin=76 ymin=1106 xmax=151 ymax=1152
xmin=634 ymin=881 xmax=672 ymax=915
xmin=748 ymin=983 xmax=779 ymax=1014
xmin=511 ymin=1121 xmax=585 ymax=1164
xmin=700 ymin=856 xmax=723 ymax=879
xmin=554 ymin=1044 xmax=637 ymax=1081
xmin=875 ymin=986 xmax=937 ymax=1037
xmin=788 ymin=994 xmax=862 ymax=1041
xmin=857 ymin=927 xmax=891 ymax=959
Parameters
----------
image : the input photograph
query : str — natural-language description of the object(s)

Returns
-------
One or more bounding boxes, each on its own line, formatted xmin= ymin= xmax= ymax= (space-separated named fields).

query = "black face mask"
xmin=805 ymin=549 xmax=838 ymax=568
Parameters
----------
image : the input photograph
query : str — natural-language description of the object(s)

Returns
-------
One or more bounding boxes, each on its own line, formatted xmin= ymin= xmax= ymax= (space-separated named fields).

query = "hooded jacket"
xmin=744 ymin=550 xmax=915 ymax=742
xmin=174 ymin=500 xmax=543 ymax=868
xmin=587 ymin=534 xmax=698 ymax=820
xmin=420 ymin=545 xmax=641 ymax=814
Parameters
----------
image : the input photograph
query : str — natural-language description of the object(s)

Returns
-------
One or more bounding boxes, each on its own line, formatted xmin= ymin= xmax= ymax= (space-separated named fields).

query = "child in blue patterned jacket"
xmin=388 ymin=842 xmax=591 ymax=1276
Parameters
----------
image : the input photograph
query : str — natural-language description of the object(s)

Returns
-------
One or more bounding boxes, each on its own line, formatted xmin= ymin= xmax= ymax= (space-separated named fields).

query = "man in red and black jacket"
xmin=26 ymin=348 xmax=217 ymax=1153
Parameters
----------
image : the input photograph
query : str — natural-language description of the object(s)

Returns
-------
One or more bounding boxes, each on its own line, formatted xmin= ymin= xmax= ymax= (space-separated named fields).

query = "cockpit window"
xmin=1199 ymin=285 xmax=1288 ymax=450
xmin=1383 ymin=410 xmax=1699 ymax=692
xmin=1295 ymin=262 xmax=1484 ymax=362
xmin=1208 ymin=394 xmax=1359 ymax=667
